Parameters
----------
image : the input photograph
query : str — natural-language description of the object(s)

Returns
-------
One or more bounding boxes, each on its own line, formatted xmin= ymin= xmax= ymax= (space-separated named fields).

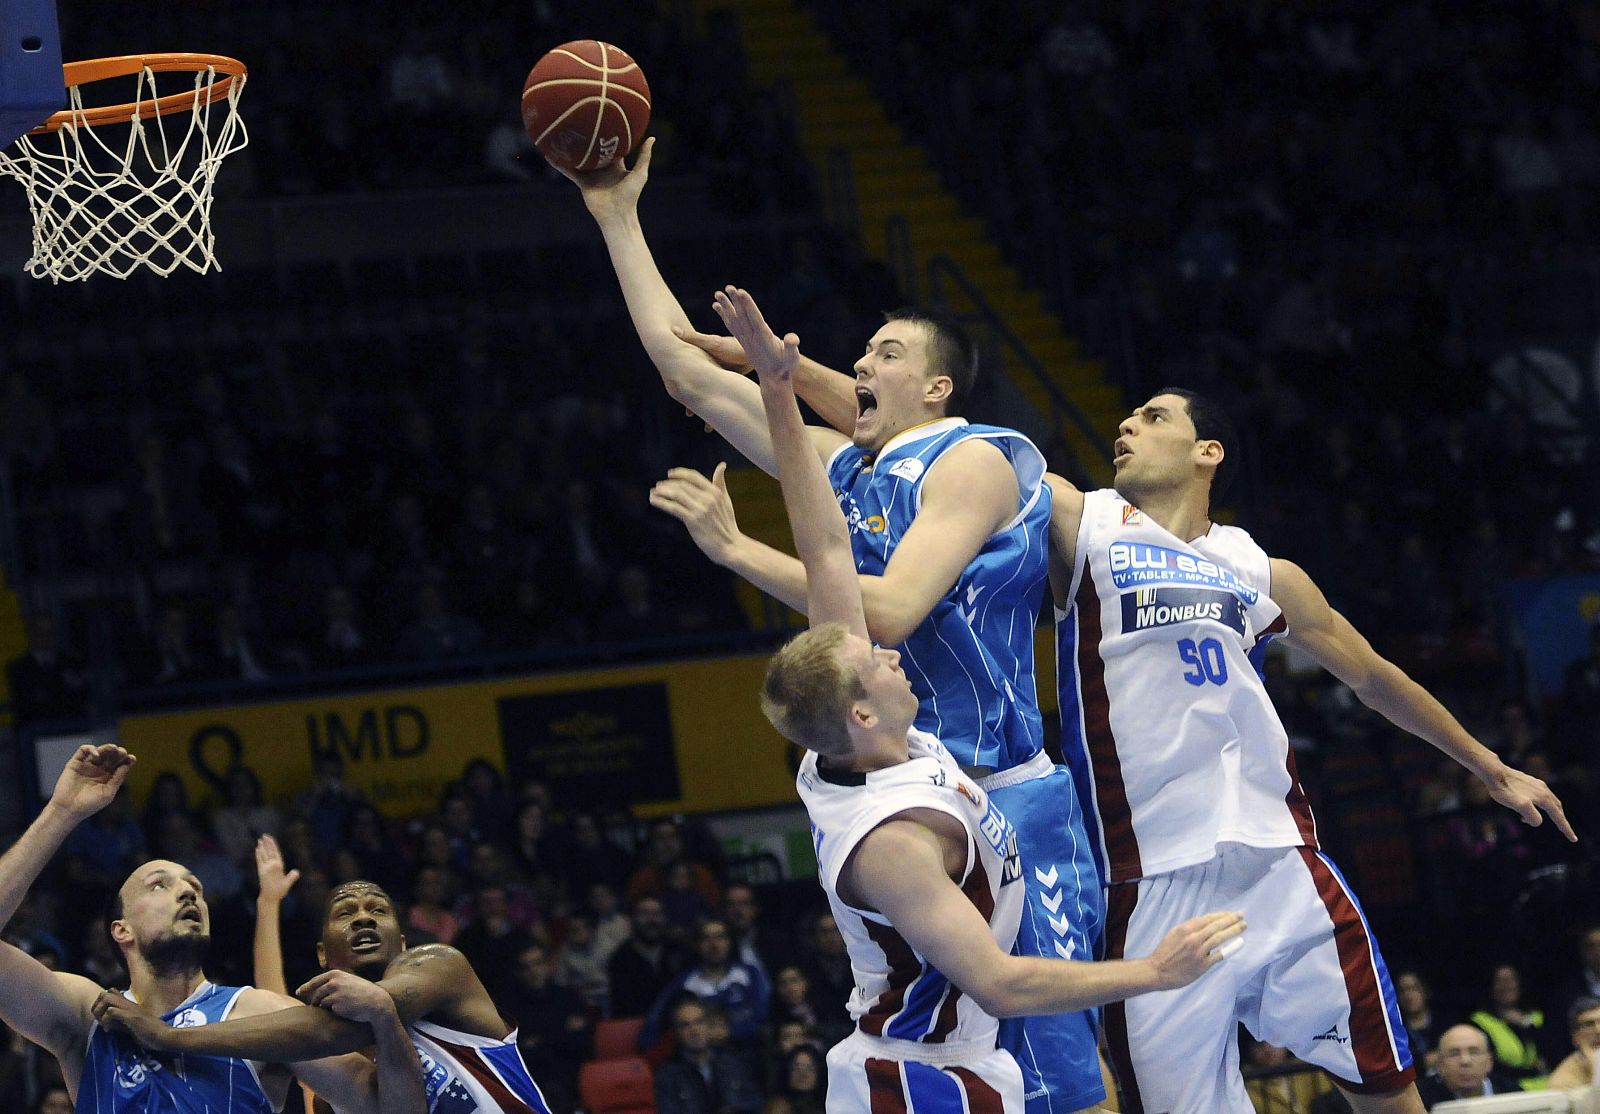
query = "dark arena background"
xmin=0 ymin=2 xmax=1598 ymax=1112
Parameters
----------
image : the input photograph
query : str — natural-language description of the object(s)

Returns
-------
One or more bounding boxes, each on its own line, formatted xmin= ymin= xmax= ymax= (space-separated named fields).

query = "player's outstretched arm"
xmin=847 ymin=818 xmax=1244 ymax=1017
xmin=651 ymin=450 xmax=1014 ymax=645
xmin=712 ymin=286 xmax=866 ymax=634
xmin=676 ymin=324 xmax=861 ymax=435
xmin=98 ymin=985 xmax=426 ymax=1114
xmin=252 ymin=834 xmax=300 ymax=997
xmin=0 ymin=744 xmax=133 ymax=929
xmin=651 ymin=415 xmax=1021 ymax=645
xmin=0 ymin=744 xmax=135 ymax=1068
xmin=1271 ymin=558 xmax=1576 ymax=841
xmin=553 ymin=138 xmax=807 ymax=476
xmin=96 ymin=942 xmax=479 ymax=1063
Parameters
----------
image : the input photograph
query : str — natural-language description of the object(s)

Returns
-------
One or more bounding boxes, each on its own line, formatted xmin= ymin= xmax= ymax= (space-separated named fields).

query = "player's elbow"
xmin=864 ymin=602 xmax=920 ymax=647
xmin=643 ymin=340 xmax=701 ymax=401
xmin=961 ymin=969 xmax=1028 ymax=1019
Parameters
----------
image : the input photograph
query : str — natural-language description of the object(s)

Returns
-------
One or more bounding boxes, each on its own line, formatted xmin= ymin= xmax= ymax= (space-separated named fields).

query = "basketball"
xmin=521 ymin=40 xmax=651 ymax=173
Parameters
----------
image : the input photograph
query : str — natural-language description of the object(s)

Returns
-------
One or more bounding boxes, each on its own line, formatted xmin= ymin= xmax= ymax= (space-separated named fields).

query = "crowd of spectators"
xmin=0 ymin=754 xmax=864 ymax=1113
xmin=3 ymin=3 xmax=1600 ymax=1111
xmin=823 ymin=0 xmax=1600 ymax=634
xmin=0 ymin=750 xmax=1596 ymax=1113
xmin=0 ymin=1 xmax=910 ymax=717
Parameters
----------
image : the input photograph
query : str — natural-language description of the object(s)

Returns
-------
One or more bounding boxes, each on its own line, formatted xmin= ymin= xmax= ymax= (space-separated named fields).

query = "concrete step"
xmin=856 ymin=194 xmax=960 ymax=225
xmin=813 ymin=145 xmax=932 ymax=176
xmin=801 ymin=99 xmax=892 ymax=129
xmin=745 ymin=48 xmax=846 ymax=78
xmin=786 ymin=76 xmax=874 ymax=104
xmin=853 ymin=166 xmax=944 ymax=200
xmin=985 ymin=287 xmax=1047 ymax=318
xmin=1030 ymin=337 xmax=1085 ymax=368
xmin=805 ymin=121 xmax=908 ymax=152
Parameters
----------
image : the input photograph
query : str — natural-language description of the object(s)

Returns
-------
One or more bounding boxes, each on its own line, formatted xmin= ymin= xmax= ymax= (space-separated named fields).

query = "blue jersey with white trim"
xmin=76 ymin=982 xmax=274 ymax=1114
xmin=827 ymin=418 xmax=1052 ymax=771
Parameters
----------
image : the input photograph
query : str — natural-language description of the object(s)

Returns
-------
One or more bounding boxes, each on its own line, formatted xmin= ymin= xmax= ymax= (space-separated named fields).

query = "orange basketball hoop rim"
xmin=29 ymin=53 xmax=246 ymax=133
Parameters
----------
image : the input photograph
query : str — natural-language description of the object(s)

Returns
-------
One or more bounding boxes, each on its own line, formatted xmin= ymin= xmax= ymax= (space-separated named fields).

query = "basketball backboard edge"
xmin=0 ymin=0 xmax=64 ymax=147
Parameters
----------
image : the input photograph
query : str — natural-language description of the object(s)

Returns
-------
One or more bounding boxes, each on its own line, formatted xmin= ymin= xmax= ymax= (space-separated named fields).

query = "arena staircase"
xmin=698 ymin=0 xmax=1122 ymax=481
xmin=0 ymin=579 xmax=24 ymax=724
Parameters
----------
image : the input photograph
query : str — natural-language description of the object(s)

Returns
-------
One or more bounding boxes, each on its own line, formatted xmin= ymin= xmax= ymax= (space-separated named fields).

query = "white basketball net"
xmin=0 ymin=64 xmax=248 ymax=282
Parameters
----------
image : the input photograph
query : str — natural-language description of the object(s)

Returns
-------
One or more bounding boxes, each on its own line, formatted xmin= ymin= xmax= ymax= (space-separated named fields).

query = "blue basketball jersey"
xmin=827 ymin=418 xmax=1052 ymax=771
xmin=76 ymin=981 xmax=275 ymax=1114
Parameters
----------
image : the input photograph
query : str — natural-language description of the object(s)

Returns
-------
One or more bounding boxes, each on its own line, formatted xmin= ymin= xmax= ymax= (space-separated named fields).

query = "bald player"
xmin=99 ymin=865 xmax=555 ymax=1113
xmin=0 ymin=743 xmax=424 ymax=1114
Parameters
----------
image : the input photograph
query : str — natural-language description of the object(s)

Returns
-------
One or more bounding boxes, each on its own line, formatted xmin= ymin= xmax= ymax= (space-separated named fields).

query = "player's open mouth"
xmin=856 ymin=387 xmax=877 ymax=421
xmin=351 ymin=929 xmax=384 ymax=951
xmin=177 ymin=907 xmax=202 ymax=924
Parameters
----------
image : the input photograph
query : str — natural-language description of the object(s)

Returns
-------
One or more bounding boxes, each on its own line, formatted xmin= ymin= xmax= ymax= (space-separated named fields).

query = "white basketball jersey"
xmin=797 ymin=729 xmax=1024 ymax=1048
xmin=1056 ymin=489 xmax=1317 ymax=884
xmin=408 ymin=1018 xmax=552 ymax=1113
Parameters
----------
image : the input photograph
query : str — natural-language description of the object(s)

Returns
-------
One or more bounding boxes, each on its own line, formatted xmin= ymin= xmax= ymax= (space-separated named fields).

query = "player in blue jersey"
xmin=561 ymin=141 xmax=1108 ymax=1113
xmin=0 ymin=743 xmax=424 ymax=1114
xmin=99 ymin=866 xmax=555 ymax=1114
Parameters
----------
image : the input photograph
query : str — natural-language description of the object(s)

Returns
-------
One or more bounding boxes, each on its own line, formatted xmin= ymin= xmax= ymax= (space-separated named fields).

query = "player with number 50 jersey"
xmin=1048 ymin=389 xmax=1573 ymax=1114
xmin=1055 ymin=487 xmax=1300 ymax=885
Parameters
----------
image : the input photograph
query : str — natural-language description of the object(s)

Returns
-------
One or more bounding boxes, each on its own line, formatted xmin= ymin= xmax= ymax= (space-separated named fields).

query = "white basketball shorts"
xmin=1102 ymin=842 xmax=1415 ymax=1114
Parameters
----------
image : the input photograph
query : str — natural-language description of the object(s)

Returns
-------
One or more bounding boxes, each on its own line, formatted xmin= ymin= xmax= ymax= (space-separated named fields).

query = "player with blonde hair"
xmin=700 ymin=284 xmax=1243 ymax=1113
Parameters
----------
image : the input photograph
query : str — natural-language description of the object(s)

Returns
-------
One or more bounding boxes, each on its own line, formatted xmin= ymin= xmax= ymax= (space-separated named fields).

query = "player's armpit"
xmin=862 ymin=439 xmax=1020 ymax=645
xmin=0 ymin=943 xmax=99 ymax=1061
xmin=1045 ymin=473 xmax=1086 ymax=602
xmin=1271 ymin=558 xmax=1378 ymax=690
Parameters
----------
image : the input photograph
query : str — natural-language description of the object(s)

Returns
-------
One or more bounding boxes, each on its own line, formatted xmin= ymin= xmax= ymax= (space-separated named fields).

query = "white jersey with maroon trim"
xmin=408 ymin=1018 xmax=552 ymax=1114
xmin=797 ymin=728 xmax=1024 ymax=1048
xmin=1056 ymin=489 xmax=1315 ymax=884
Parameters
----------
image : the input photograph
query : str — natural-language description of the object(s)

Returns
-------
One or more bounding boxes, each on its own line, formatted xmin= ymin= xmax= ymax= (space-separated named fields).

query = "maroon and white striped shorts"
xmin=824 ymin=1030 xmax=1023 ymax=1114
xmin=1102 ymin=842 xmax=1416 ymax=1114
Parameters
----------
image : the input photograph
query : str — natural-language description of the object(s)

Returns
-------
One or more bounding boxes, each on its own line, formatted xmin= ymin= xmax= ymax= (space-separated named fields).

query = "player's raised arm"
xmin=252 ymin=834 xmax=299 ymax=997
xmin=554 ymin=138 xmax=790 ymax=475
xmin=712 ymin=286 xmax=867 ymax=636
xmin=676 ymin=323 xmax=862 ymax=435
xmin=0 ymin=745 xmax=135 ymax=1068
xmin=1270 ymin=557 xmax=1576 ymax=841
xmin=847 ymin=816 xmax=1243 ymax=1017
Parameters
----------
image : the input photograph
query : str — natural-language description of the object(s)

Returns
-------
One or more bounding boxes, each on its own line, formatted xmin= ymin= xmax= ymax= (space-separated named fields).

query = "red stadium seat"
xmin=578 ymin=1057 xmax=654 ymax=1114
xmin=593 ymin=1016 xmax=646 ymax=1061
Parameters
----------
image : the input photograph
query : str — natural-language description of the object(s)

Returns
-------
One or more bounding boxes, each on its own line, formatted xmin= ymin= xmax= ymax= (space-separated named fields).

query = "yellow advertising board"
xmin=115 ymin=653 xmax=803 ymax=818
xmin=113 ymin=628 xmax=1063 ymax=818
